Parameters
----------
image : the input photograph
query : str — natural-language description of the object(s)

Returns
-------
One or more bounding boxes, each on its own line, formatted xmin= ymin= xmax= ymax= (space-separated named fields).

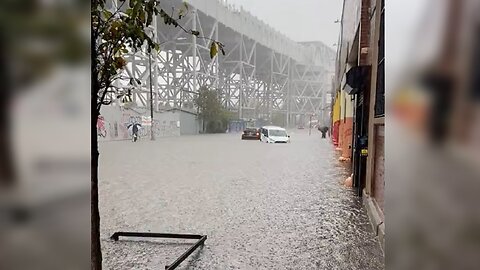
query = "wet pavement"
xmin=99 ymin=130 xmax=384 ymax=269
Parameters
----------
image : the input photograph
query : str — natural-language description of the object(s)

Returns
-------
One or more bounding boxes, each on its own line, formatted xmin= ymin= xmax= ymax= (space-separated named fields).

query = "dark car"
xmin=241 ymin=128 xmax=260 ymax=140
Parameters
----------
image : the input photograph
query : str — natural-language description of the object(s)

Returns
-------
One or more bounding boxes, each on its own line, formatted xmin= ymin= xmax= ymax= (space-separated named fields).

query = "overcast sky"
xmin=229 ymin=0 xmax=343 ymax=49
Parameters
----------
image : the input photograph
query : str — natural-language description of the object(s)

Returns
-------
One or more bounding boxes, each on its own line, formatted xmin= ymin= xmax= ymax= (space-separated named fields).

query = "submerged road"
xmin=99 ymin=130 xmax=384 ymax=269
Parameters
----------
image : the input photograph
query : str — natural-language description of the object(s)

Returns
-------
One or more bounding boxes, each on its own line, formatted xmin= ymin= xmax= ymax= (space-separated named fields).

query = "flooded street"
xmin=99 ymin=131 xmax=384 ymax=269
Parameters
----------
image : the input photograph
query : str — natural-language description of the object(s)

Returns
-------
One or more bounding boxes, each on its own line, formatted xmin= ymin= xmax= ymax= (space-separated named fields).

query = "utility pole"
xmin=145 ymin=25 xmax=156 ymax=141
xmin=309 ymin=114 xmax=312 ymax=136
xmin=149 ymin=52 xmax=155 ymax=141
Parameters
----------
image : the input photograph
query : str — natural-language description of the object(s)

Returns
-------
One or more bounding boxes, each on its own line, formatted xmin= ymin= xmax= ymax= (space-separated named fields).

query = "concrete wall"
xmin=179 ymin=111 xmax=200 ymax=135
xmin=372 ymin=125 xmax=385 ymax=213
xmin=335 ymin=0 xmax=362 ymax=89
xmin=97 ymin=106 xmax=200 ymax=141
xmin=229 ymin=121 xmax=246 ymax=133
xmin=154 ymin=111 xmax=181 ymax=138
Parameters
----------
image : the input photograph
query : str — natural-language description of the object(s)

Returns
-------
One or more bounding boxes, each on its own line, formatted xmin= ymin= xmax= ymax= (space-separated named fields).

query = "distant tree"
xmin=195 ymin=86 xmax=231 ymax=133
xmin=272 ymin=113 xmax=286 ymax=127
xmin=91 ymin=1 xmax=223 ymax=269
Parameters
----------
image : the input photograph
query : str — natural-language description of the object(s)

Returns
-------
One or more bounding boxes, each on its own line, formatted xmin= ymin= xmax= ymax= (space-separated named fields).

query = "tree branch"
xmin=97 ymin=35 xmax=126 ymax=111
xmin=96 ymin=0 xmax=127 ymax=38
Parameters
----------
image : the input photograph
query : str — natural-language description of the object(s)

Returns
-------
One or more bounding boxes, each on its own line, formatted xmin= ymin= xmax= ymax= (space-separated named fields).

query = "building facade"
xmin=331 ymin=0 xmax=385 ymax=250
xmin=98 ymin=106 xmax=201 ymax=141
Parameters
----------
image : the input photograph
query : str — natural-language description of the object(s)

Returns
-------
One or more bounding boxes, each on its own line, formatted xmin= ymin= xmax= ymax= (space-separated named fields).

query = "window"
xmin=374 ymin=4 xmax=385 ymax=117
xmin=269 ymin=130 xmax=287 ymax=137
xmin=469 ymin=23 xmax=480 ymax=101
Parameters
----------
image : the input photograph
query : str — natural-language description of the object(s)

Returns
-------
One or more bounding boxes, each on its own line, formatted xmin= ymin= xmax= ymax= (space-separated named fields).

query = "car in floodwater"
xmin=241 ymin=127 xmax=260 ymax=140
xmin=260 ymin=126 xmax=290 ymax=143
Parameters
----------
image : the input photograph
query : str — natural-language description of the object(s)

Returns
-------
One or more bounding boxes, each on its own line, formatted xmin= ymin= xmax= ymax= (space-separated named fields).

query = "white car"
xmin=260 ymin=126 xmax=290 ymax=143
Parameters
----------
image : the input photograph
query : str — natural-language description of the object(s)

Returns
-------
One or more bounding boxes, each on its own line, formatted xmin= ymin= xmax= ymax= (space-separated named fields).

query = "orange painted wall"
xmin=331 ymin=92 xmax=341 ymax=146
xmin=332 ymin=121 xmax=340 ymax=146
xmin=339 ymin=117 xmax=354 ymax=158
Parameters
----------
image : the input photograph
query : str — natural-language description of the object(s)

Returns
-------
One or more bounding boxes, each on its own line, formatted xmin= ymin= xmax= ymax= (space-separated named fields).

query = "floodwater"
xmin=99 ymin=130 xmax=384 ymax=269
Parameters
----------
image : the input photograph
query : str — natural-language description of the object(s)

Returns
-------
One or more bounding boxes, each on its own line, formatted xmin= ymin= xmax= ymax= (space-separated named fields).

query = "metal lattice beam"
xmin=110 ymin=0 xmax=335 ymax=126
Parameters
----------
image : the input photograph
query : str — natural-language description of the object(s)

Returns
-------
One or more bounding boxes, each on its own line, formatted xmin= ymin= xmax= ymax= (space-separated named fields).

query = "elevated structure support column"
xmin=238 ymin=34 xmax=244 ymax=119
xmin=192 ymin=8 xmax=198 ymax=95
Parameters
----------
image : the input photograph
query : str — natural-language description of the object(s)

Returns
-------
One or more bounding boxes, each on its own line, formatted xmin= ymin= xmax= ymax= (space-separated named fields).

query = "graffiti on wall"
xmin=118 ymin=113 xmax=179 ymax=139
xmin=97 ymin=116 xmax=107 ymax=138
xmin=113 ymin=122 xmax=118 ymax=137
xmin=99 ymin=108 xmax=184 ymax=141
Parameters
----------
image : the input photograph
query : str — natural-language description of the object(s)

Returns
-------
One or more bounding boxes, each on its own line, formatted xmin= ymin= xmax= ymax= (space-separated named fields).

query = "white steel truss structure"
xmin=109 ymin=0 xmax=335 ymax=127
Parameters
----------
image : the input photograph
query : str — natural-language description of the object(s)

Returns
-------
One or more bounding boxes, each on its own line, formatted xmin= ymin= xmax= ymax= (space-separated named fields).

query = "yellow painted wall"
xmin=332 ymin=86 xmax=355 ymax=123
xmin=332 ymin=91 xmax=341 ymax=123
xmin=339 ymin=89 xmax=345 ymax=120
xmin=337 ymin=65 xmax=355 ymax=120
xmin=339 ymin=89 xmax=354 ymax=121
xmin=344 ymin=90 xmax=354 ymax=119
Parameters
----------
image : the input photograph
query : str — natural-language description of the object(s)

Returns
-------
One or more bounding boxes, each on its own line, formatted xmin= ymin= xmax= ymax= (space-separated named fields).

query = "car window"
xmin=269 ymin=130 xmax=287 ymax=137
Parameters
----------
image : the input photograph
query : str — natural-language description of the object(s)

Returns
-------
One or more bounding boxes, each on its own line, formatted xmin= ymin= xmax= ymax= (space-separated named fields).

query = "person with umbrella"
xmin=319 ymin=126 xmax=329 ymax=138
xmin=127 ymin=122 xmax=142 ymax=142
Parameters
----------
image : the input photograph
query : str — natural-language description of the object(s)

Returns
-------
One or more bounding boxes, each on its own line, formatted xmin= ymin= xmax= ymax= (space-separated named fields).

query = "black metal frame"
xmin=110 ymin=232 xmax=207 ymax=270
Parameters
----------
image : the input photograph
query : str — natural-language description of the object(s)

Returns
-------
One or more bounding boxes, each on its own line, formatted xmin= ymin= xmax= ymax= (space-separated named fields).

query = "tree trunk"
xmin=91 ymin=115 xmax=102 ymax=270
xmin=91 ymin=129 xmax=102 ymax=270
xmin=0 ymin=108 xmax=15 ymax=187
xmin=91 ymin=31 xmax=102 ymax=270
xmin=0 ymin=33 xmax=16 ymax=187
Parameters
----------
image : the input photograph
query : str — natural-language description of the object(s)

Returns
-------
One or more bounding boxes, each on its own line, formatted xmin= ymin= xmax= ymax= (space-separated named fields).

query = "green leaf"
xmin=102 ymin=10 xmax=113 ymax=19
xmin=159 ymin=9 xmax=167 ymax=18
xmin=147 ymin=12 xmax=153 ymax=26
xmin=210 ymin=42 xmax=218 ymax=59
xmin=113 ymin=56 xmax=127 ymax=69
xmin=129 ymin=0 xmax=135 ymax=8
xmin=178 ymin=9 xmax=184 ymax=20
xmin=132 ymin=1 xmax=141 ymax=18
xmin=217 ymin=42 xmax=226 ymax=56
xmin=178 ymin=2 xmax=189 ymax=19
